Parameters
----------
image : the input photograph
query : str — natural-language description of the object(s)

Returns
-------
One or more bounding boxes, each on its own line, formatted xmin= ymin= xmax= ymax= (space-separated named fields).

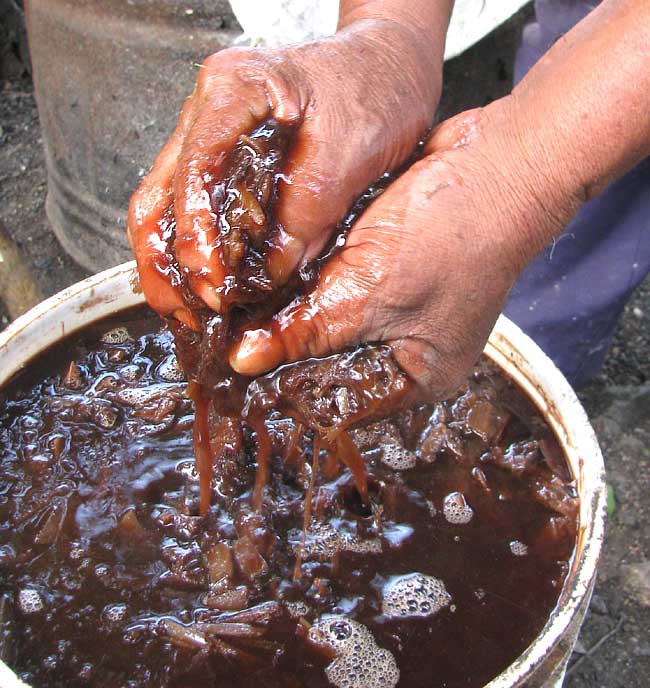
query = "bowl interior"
xmin=0 ymin=262 xmax=606 ymax=688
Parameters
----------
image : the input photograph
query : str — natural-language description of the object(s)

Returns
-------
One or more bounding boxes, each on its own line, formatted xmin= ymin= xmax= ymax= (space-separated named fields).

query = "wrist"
xmin=425 ymin=97 xmax=584 ymax=277
xmin=337 ymin=0 xmax=453 ymax=52
xmin=494 ymin=0 xmax=650 ymax=253
xmin=360 ymin=19 xmax=443 ymax=117
xmin=483 ymin=96 xmax=585 ymax=269
xmin=341 ymin=17 xmax=445 ymax=88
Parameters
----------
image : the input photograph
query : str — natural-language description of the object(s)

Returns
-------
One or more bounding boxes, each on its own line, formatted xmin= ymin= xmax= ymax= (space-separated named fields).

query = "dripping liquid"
xmin=0 ymin=308 xmax=579 ymax=688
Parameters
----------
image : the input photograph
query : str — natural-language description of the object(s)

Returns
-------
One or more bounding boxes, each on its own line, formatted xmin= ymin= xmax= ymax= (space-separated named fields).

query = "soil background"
xmin=1 ymin=2 xmax=649 ymax=686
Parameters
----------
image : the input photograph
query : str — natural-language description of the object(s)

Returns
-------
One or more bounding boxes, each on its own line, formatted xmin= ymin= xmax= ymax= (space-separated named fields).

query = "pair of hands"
xmin=128 ymin=21 xmax=571 ymax=399
xmin=128 ymin=20 xmax=439 ymax=322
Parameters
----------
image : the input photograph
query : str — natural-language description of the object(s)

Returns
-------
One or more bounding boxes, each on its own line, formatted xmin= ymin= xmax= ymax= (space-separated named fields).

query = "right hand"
xmin=229 ymin=100 xmax=581 ymax=399
xmin=127 ymin=20 xmax=443 ymax=326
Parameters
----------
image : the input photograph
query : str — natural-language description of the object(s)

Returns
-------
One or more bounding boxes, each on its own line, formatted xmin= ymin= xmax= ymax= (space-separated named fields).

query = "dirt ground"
xmin=1 ymin=3 xmax=649 ymax=687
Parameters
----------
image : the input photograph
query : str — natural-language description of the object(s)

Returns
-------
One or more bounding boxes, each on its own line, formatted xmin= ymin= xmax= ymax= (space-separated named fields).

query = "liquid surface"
xmin=0 ymin=308 xmax=578 ymax=687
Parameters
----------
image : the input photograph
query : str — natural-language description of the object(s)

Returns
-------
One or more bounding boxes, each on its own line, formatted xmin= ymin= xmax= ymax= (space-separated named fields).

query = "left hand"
xmin=127 ymin=20 xmax=443 ymax=326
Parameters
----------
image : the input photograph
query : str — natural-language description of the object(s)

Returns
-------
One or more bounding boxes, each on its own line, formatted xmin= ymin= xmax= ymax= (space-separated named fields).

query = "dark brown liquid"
xmin=0 ymin=308 xmax=577 ymax=687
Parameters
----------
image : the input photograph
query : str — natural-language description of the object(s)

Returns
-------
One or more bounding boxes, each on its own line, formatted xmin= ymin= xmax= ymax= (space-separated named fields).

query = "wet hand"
xmin=127 ymin=21 xmax=442 ymax=325
xmin=229 ymin=100 xmax=579 ymax=399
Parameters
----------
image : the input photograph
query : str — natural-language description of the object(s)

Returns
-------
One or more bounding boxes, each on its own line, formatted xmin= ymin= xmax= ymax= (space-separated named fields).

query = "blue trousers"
xmin=503 ymin=0 xmax=650 ymax=387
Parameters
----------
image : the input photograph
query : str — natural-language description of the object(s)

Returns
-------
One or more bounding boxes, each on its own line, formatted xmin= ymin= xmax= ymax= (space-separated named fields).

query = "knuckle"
xmin=127 ymin=189 xmax=146 ymax=225
xmin=198 ymin=51 xmax=245 ymax=89
xmin=281 ymin=302 xmax=334 ymax=361
xmin=425 ymin=107 xmax=486 ymax=154
xmin=303 ymin=310 xmax=331 ymax=358
xmin=203 ymin=47 xmax=265 ymax=78
xmin=201 ymin=50 xmax=230 ymax=70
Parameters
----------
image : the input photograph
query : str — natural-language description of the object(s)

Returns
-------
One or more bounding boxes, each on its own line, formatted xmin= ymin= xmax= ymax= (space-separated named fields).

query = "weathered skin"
xmin=230 ymin=0 xmax=650 ymax=398
xmin=127 ymin=1 xmax=452 ymax=325
xmin=129 ymin=0 xmax=650 ymax=400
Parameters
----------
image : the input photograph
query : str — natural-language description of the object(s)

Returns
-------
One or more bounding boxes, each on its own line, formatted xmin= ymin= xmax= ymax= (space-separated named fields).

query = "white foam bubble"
xmin=116 ymin=384 xmax=179 ymax=407
xmin=327 ymin=646 xmax=399 ymax=688
xmin=425 ymin=500 xmax=437 ymax=517
xmin=344 ymin=534 xmax=382 ymax=555
xmin=295 ymin=522 xmax=382 ymax=560
xmin=101 ymin=327 xmax=130 ymax=344
xmin=285 ymin=601 xmax=310 ymax=618
xmin=157 ymin=355 xmax=186 ymax=382
xmin=351 ymin=423 xmax=401 ymax=451
xmin=95 ymin=564 xmax=110 ymax=577
xmin=308 ymin=616 xmax=399 ymax=688
xmin=102 ymin=603 xmax=128 ymax=625
xmin=443 ymin=492 xmax=474 ymax=524
xmin=18 ymin=588 xmax=44 ymax=614
xmin=509 ymin=540 xmax=529 ymax=557
xmin=68 ymin=543 xmax=86 ymax=561
xmin=381 ymin=573 xmax=451 ymax=618
xmin=380 ymin=443 xmax=417 ymax=470
xmin=309 ymin=616 xmax=369 ymax=657
xmin=116 ymin=387 xmax=156 ymax=406
xmin=296 ymin=522 xmax=338 ymax=559
xmin=350 ymin=428 xmax=375 ymax=449
xmin=92 ymin=403 xmax=117 ymax=429
xmin=119 ymin=364 xmax=142 ymax=381
xmin=176 ymin=460 xmax=199 ymax=482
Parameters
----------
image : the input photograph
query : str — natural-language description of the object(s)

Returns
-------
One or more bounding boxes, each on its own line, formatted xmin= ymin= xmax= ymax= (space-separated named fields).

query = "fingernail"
xmin=174 ymin=308 xmax=201 ymax=331
xmin=230 ymin=327 xmax=286 ymax=376
xmin=192 ymin=276 xmax=222 ymax=313
xmin=267 ymin=230 xmax=305 ymax=284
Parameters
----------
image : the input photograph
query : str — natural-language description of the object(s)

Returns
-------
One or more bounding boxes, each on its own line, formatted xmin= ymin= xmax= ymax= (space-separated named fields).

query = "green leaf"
xmin=607 ymin=484 xmax=616 ymax=518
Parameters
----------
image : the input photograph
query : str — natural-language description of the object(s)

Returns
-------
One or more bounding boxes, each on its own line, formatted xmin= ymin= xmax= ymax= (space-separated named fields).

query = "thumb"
xmin=229 ymin=262 xmax=372 ymax=376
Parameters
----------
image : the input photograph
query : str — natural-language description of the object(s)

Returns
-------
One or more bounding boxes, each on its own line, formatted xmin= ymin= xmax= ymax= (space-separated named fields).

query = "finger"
xmin=265 ymin=226 xmax=308 ymax=285
xmin=172 ymin=85 xmax=269 ymax=306
xmin=128 ymin=98 xmax=198 ymax=326
xmin=128 ymin=195 xmax=197 ymax=328
xmin=229 ymin=248 xmax=374 ymax=375
xmin=127 ymin=95 xmax=195 ymax=250
xmin=173 ymin=63 xmax=303 ymax=311
xmin=268 ymin=143 xmax=343 ymax=283
xmin=424 ymin=108 xmax=484 ymax=155
xmin=268 ymin=118 xmax=389 ymax=285
xmin=231 ymin=165 xmax=413 ymax=375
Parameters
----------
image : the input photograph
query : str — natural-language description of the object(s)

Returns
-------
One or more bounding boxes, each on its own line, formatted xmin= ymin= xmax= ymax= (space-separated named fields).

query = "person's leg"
xmin=504 ymin=0 xmax=650 ymax=387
